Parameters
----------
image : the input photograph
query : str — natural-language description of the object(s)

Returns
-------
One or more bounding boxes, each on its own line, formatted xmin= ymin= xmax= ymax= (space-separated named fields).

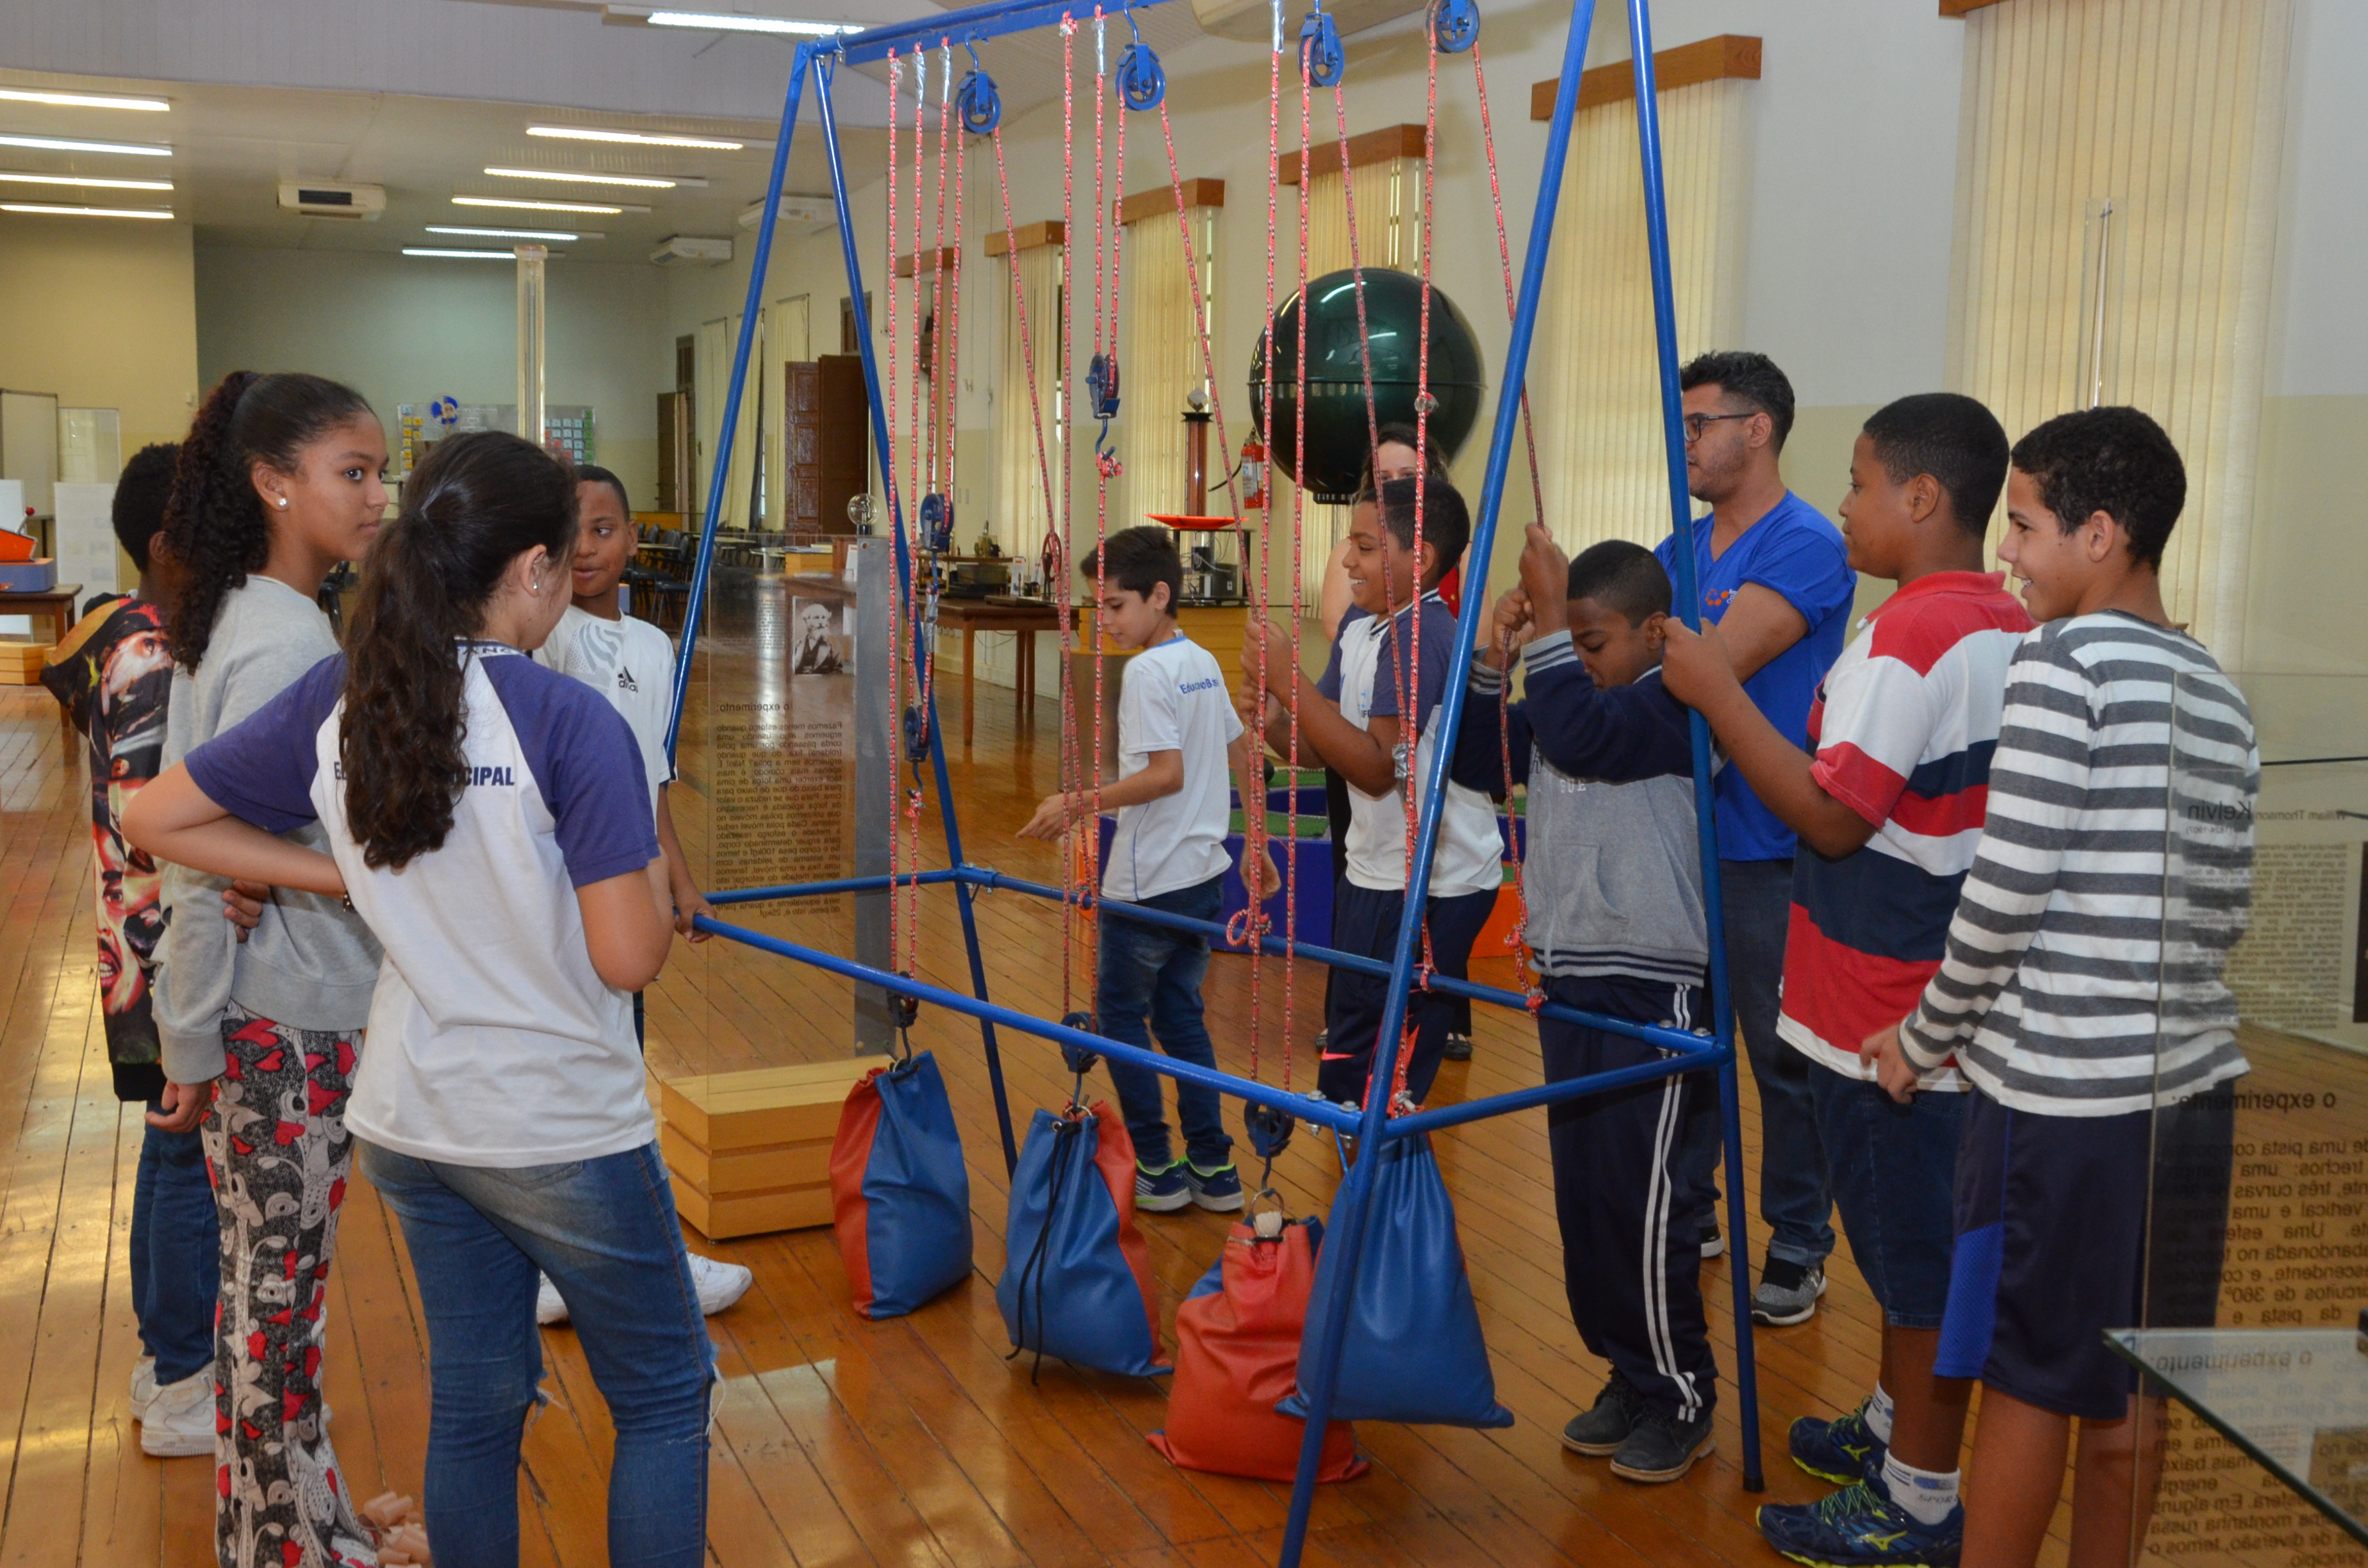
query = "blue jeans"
xmin=1810 ymin=1068 xmax=1964 ymax=1328
xmin=1097 ymin=874 xmax=1232 ymax=1171
xmin=131 ymin=1107 xmax=219 ymax=1384
xmin=1678 ymin=858 xmax=1834 ymax=1269
xmin=358 ymin=1139 xmax=715 ymax=1568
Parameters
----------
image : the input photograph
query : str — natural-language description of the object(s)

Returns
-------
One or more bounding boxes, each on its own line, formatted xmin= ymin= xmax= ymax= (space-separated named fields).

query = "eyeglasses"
xmin=1682 ymin=411 xmax=1755 ymax=443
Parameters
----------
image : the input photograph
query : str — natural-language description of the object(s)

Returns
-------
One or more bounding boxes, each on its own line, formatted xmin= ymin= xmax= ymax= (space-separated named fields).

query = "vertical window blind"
xmin=1947 ymin=0 xmax=2292 ymax=661
xmin=1532 ymin=76 xmax=1749 ymax=555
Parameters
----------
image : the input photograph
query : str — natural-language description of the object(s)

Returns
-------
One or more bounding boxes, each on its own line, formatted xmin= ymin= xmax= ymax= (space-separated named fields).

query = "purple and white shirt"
xmin=186 ymin=644 xmax=661 ymax=1166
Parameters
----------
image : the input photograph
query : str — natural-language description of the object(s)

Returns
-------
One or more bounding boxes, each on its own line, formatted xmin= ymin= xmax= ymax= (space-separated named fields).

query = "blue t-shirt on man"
xmin=1656 ymin=490 xmax=1854 ymax=862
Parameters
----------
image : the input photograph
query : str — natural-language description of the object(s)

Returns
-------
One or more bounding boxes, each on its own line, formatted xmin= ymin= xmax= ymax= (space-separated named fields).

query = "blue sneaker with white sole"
xmin=1757 ymin=1480 xmax=1962 ymax=1567
xmin=1185 ymin=1161 xmax=1244 ymax=1212
xmin=1135 ymin=1159 xmax=1191 ymax=1213
xmin=1789 ymin=1398 xmax=1886 ymax=1485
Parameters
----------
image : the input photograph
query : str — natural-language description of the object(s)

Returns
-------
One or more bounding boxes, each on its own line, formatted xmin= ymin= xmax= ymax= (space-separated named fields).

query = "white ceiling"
xmin=0 ymin=0 xmax=1391 ymax=263
xmin=0 ymin=67 xmax=884 ymax=261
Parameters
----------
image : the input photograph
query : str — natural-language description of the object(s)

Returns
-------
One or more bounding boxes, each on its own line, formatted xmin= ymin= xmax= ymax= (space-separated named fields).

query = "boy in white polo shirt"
xmin=1019 ymin=526 xmax=1276 ymax=1213
xmin=534 ymin=465 xmax=745 ymax=1319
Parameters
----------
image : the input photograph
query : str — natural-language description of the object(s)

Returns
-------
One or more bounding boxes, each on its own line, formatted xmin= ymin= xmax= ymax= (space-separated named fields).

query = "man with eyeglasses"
xmin=1656 ymin=350 xmax=1855 ymax=1328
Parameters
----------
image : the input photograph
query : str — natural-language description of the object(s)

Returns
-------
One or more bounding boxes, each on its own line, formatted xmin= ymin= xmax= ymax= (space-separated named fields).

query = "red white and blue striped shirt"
xmin=1779 ymin=571 xmax=2033 ymax=1089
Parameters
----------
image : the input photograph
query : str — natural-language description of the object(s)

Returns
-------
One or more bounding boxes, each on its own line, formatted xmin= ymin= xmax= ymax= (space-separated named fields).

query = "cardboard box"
xmin=657 ymin=1058 xmax=876 ymax=1239
xmin=0 ymin=642 xmax=49 ymax=685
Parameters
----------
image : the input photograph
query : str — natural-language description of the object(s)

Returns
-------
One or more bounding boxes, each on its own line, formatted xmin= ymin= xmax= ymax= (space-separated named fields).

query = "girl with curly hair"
xmin=149 ymin=370 xmax=390 ymax=1565
xmin=128 ymin=431 xmax=709 ymax=1568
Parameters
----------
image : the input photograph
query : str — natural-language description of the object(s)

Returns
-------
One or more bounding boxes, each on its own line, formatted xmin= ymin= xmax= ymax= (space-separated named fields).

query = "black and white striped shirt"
xmin=1898 ymin=612 xmax=2257 ymax=1115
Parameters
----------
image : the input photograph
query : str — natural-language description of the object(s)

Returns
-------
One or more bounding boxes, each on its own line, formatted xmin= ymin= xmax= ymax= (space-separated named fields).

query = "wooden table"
xmin=935 ymin=598 xmax=1063 ymax=746
xmin=0 ymin=584 xmax=83 ymax=647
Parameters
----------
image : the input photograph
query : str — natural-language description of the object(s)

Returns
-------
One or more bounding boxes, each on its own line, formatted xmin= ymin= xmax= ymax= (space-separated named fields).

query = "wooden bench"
xmin=657 ymin=1058 xmax=878 ymax=1239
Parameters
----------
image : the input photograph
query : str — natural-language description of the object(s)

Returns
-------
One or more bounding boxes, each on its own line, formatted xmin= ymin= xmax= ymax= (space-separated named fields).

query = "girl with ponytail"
xmin=147 ymin=371 xmax=390 ymax=1563
xmin=127 ymin=431 xmax=709 ymax=1567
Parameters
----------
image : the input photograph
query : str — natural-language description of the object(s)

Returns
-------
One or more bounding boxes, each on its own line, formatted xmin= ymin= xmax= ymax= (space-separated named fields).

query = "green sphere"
xmin=1250 ymin=268 xmax=1486 ymax=503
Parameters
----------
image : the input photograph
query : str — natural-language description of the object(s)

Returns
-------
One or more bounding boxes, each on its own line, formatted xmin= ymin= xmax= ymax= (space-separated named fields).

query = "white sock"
xmin=1879 ymin=1452 xmax=1961 ymax=1526
xmin=1864 ymin=1382 xmax=1895 ymax=1444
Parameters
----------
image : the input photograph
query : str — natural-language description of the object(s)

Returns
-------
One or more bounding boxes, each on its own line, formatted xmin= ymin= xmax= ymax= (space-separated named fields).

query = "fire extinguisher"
xmin=1238 ymin=437 xmax=1268 ymax=513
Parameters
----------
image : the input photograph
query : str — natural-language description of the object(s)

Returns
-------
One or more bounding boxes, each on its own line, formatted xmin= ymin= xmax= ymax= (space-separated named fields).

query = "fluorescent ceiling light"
xmin=485 ymin=165 xmax=701 ymax=190
xmin=529 ymin=125 xmax=742 ymax=151
xmin=428 ymin=224 xmax=595 ymax=241
xmin=403 ymin=247 xmax=551 ymax=259
xmin=453 ymin=195 xmax=645 ymax=215
xmin=0 ymin=170 xmax=172 ymax=191
xmin=2 ymin=202 xmax=172 ymax=219
xmin=0 ymin=132 xmax=170 ymax=157
xmin=0 ymin=86 xmax=169 ymax=112
xmin=643 ymin=11 xmax=862 ymax=37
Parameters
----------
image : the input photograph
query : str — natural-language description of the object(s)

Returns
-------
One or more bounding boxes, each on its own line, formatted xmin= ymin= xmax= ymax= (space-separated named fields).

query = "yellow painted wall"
xmin=0 ymin=212 xmax=199 ymax=459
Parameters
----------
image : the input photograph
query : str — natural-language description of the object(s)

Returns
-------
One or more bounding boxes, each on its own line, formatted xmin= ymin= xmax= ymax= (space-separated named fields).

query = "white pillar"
xmin=514 ymin=243 xmax=548 ymax=446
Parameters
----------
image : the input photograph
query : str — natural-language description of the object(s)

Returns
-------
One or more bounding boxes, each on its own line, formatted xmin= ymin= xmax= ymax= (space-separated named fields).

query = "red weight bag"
xmin=1149 ymin=1215 xmax=1367 ymax=1482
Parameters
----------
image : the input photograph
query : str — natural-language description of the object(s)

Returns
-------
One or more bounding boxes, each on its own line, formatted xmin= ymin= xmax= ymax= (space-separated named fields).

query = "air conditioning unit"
xmin=277 ymin=181 xmax=386 ymax=220
xmin=651 ymin=234 xmax=733 ymax=266
xmin=737 ymin=197 xmax=834 ymax=234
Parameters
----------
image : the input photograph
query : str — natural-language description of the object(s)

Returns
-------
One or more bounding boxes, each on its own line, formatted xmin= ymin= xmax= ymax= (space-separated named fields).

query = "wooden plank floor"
xmin=0 ymin=649 xmax=2091 ymax=1565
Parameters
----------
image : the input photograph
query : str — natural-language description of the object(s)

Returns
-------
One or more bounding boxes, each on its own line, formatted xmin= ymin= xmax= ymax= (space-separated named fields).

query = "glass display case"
xmin=2116 ymin=673 xmax=2368 ymax=1565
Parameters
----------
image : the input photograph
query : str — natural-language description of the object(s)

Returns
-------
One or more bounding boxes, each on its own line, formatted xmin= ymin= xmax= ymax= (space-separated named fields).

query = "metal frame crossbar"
xmin=660 ymin=2 xmax=1766 ymax=1559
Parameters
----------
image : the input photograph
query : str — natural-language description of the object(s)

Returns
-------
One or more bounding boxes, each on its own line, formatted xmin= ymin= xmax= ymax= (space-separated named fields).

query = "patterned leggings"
xmin=204 ymin=1004 xmax=377 ymax=1568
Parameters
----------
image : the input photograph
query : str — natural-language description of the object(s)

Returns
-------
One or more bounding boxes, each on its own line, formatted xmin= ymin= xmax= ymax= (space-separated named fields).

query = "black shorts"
xmin=1936 ymin=1085 xmax=2235 ymax=1420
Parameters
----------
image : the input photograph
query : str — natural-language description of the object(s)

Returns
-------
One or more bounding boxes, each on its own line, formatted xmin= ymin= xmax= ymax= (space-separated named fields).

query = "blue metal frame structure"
xmin=661 ymin=2 xmax=1764 ymax=1560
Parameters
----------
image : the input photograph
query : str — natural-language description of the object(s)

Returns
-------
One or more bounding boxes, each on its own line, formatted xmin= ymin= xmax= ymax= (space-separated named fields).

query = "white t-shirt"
xmin=535 ymin=605 xmax=678 ymax=800
xmin=1103 ymin=633 xmax=1244 ymax=902
xmin=184 ymin=646 xmax=662 ymax=1167
xmin=1332 ymin=598 xmax=1502 ymax=898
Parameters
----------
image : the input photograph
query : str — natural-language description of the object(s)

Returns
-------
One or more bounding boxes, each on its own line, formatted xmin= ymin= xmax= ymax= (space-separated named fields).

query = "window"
xmin=1946 ymin=0 xmax=2292 ymax=659
xmin=1532 ymin=67 xmax=1750 ymax=555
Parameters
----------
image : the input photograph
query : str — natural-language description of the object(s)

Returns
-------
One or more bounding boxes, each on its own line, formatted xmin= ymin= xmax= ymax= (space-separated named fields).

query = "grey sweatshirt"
xmin=155 ymin=576 xmax=382 ymax=1081
xmin=1451 ymin=632 xmax=1709 ymax=986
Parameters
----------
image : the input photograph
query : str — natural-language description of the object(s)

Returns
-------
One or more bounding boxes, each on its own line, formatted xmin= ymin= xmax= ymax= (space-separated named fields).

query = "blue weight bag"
xmin=1278 ymin=1128 xmax=1512 ymax=1427
xmin=829 ymin=1051 xmax=974 ymax=1319
xmin=996 ymin=1101 xmax=1171 ymax=1378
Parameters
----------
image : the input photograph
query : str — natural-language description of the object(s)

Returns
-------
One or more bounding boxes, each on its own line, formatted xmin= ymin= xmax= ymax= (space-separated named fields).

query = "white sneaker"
xmin=140 ymin=1369 xmax=215 ymax=1458
xmin=689 ymin=1254 xmax=752 ymax=1316
xmin=537 ymin=1256 xmax=751 ymax=1327
xmin=129 ymin=1355 xmax=157 ymax=1422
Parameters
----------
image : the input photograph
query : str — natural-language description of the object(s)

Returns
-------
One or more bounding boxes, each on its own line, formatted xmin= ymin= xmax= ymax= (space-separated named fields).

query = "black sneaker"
xmin=1752 ymin=1255 xmax=1829 ymax=1327
xmin=1699 ymin=1220 xmax=1725 ymax=1260
xmin=1610 ymin=1407 xmax=1716 ymax=1484
xmin=1561 ymin=1370 xmax=1649 ymax=1457
xmin=1442 ymin=1032 xmax=1474 ymax=1061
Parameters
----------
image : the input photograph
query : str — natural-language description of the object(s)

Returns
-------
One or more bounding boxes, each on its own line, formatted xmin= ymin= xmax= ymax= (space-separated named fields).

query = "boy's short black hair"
xmin=113 ymin=443 xmax=179 ymax=573
xmin=1566 ymin=539 xmax=1673 ymax=625
xmin=1080 ymin=523 xmax=1182 ymax=610
xmin=1679 ymin=350 xmax=1795 ymax=451
xmin=1374 ymin=477 xmax=1470 ymax=588
xmin=2009 ymin=405 xmax=2185 ymax=569
xmin=1862 ymin=393 xmax=2010 ymax=535
xmin=576 ymin=463 xmax=631 ymax=515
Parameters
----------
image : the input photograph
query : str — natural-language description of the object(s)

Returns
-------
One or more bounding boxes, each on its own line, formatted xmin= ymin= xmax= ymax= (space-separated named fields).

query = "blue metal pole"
xmin=692 ymin=914 xmax=1365 ymax=1132
xmin=1626 ymin=0 xmax=1760 ymax=1492
xmin=839 ymin=0 xmax=1179 ymax=62
xmin=816 ymin=56 xmax=1021 ymax=1175
xmin=708 ymin=868 xmax=967 ymax=905
xmin=663 ymin=40 xmax=813 ymax=762
xmin=960 ymin=867 xmax=1716 ymax=1045
xmin=1275 ymin=1 xmax=1600 ymax=1562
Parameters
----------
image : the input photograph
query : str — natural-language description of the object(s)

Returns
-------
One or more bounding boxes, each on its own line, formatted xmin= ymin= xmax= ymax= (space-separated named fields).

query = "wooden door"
xmin=783 ymin=362 xmax=821 ymax=531
xmin=816 ymin=355 xmax=869 ymax=534
xmin=655 ymin=391 xmax=691 ymax=512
